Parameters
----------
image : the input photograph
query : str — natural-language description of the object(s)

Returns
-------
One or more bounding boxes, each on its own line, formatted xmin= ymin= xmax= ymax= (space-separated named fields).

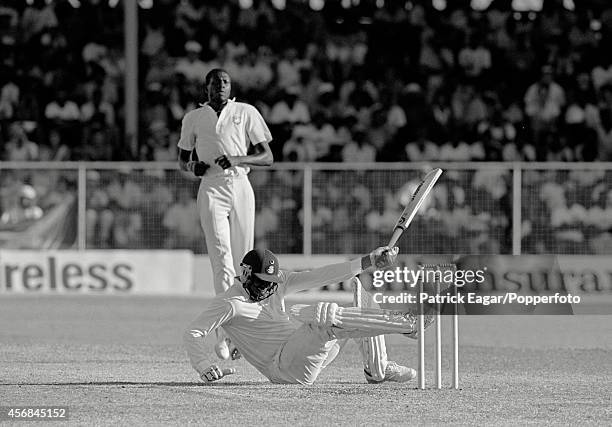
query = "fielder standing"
xmin=178 ymin=68 xmax=273 ymax=360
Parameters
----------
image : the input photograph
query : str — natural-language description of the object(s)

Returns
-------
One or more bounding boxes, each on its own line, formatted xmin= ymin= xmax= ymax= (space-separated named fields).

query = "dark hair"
xmin=204 ymin=68 xmax=230 ymax=86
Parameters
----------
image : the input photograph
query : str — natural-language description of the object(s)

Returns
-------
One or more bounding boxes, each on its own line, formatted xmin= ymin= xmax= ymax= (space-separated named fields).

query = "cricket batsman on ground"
xmin=178 ymin=69 xmax=273 ymax=361
xmin=184 ymin=246 xmax=430 ymax=385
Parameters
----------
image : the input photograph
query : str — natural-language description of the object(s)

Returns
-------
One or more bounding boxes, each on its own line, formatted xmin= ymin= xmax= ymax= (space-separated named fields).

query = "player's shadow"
xmin=3 ymin=380 xmax=363 ymax=387
xmin=1 ymin=381 xmax=265 ymax=386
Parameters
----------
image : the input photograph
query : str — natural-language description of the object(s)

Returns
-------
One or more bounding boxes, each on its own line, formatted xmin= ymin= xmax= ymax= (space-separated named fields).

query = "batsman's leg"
xmin=351 ymin=277 xmax=387 ymax=382
xmin=289 ymin=302 xmax=436 ymax=338
xmin=270 ymin=323 xmax=339 ymax=385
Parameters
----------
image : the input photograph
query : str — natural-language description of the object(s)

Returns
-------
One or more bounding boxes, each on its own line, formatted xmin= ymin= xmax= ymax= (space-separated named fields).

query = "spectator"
xmin=174 ymin=0 xmax=204 ymax=40
xmin=291 ymin=113 xmax=337 ymax=161
xmin=175 ymin=41 xmax=208 ymax=83
xmin=242 ymin=52 xmax=273 ymax=92
xmin=82 ymin=37 xmax=108 ymax=66
xmin=142 ymin=83 xmax=169 ymax=132
xmin=141 ymin=20 xmax=165 ymax=58
xmin=38 ymin=129 xmax=70 ymax=161
xmin=405 ymin=131 xmax=439 ymax=162
xmin=430 ymin=90 xmax=453 ymax=143
xmin=80 ymin=89 xmax=115 ymax=127
xmin=477 ymin=109 xmax=518 ymax=161
xmin=81 ymin=128 xmax=113 ymax=161
xmin=593 ymin=84 xmax=612 ymax=160
xmin=366 ymin=107 xmax=394 ymax=152
xmin=0 ymin=73 xmax=19 ymax=120
xmin=162 ymin=188 xmax=202 ymax=252
xmin=44 ymin=90 xmax=80 ymax=145
xmin=341 ymin=131 xmax=376 ymax=162
xmin=3 ymin=123 xmax=38 ymax=161
xmin=145 ymin=51 xmax=175 ymax=87
xmin=0 ymin=184 xmax=43 ymax=226
xmin=105 ymin=171 xmax=143 ymax=248
xmin=20 ymin=0 xmax=58 ymax=43
xmin=86 ymin=171 xmax=114 ymax=247
xmin=282 ymin=134 xmax=316 ymax=162
xmin=276 ymin=48 xmax=303 ymax=90
xmin=591 ymin=58 xmax=612 ymax=91
xmin=141 ymin=121 xmax=175 ymax=161
xmin=458 ymin=32 xmax=492 ymax=81
xmin=254 ymin=196 xmax=280 ymax=250
xmin=269 ymin=87 xmax=311 ymax=125
xmin=439 ymin=140 xmax=472 ymax=162
xmin=419 ymin=31 xmax=454 ymax=80
xmin=524 ymin=65 xmax=566 ymax=159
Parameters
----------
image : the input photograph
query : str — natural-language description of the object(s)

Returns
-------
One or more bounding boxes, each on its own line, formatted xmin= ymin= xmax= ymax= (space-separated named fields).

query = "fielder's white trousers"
xmin=197 ymin=174 xmax=255 ymax=294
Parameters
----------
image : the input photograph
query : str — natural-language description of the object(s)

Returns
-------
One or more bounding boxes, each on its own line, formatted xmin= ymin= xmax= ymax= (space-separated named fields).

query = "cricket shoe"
xmin=365 ymin=361 xmax=417 ymax=384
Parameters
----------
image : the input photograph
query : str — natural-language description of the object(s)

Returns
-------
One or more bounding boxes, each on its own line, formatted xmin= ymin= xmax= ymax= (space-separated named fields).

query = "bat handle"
xmin=388 ymin=227 xmax=403 ymax=248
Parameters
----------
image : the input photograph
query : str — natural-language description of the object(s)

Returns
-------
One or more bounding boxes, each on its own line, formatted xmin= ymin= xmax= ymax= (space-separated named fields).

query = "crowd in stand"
xmin=1 ymin=0 xmax=612 ymax=162
xmin=1 ymin=0 xmax=611 ymax=254
xmin=522 ymin=169 xmax=612 ymax=254
xmin=2 ymin=165 xmax=610 ymax=254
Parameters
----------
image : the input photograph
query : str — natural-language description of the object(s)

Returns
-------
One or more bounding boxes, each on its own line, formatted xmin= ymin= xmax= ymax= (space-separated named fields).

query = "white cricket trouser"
xmin=266 ymin=323 xmax=391 ymax=385
xmin=197 ymin=174 xmax=255 ymax=294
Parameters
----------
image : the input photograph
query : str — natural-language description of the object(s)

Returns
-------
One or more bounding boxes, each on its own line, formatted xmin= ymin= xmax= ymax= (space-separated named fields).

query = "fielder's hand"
xmin=368 ymin=246 xmax=399 ymax=270
xmin=215 ymin=155 xmax=238 ymax=170
xmin=200 ymin=365 xmax=236 ymax=383
xmin=187 ymin=161 xmax=209 ymax=177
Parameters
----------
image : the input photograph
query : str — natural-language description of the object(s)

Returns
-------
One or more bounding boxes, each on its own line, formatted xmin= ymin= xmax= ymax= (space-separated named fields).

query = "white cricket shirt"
xmin=177 ymin=99 xmax=272 ymax=180
xmin=184 ymin=259 xmax=362 ymax=379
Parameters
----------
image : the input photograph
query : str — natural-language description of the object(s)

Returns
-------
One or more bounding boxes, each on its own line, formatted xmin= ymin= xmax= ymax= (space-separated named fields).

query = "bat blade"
xmin=388 ymin=168 xmax=443 ymax=247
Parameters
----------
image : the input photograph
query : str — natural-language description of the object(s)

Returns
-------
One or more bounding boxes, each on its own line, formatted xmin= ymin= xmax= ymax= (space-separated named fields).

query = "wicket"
xmin=418 ymin=263 xmax=459 ymax=390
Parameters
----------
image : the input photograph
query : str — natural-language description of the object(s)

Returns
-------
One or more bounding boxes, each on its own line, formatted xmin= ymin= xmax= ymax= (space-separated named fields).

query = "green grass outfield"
xmin=1 ymin=295 xmax=610 ymax=425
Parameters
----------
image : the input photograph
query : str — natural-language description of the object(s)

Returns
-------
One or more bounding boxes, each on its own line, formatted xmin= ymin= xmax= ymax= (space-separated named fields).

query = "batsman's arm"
xmin=183 ymin=300 xmax=234 ymax=376
xmin=284 ymin=247 xmax=397 ymax=294
xmin=283 ymin=259 xmax=362 ymax=294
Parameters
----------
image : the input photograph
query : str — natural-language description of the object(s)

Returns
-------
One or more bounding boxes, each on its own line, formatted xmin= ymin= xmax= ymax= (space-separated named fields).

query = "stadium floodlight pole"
xmin=124 ymin=0 xmax=138 ymax=157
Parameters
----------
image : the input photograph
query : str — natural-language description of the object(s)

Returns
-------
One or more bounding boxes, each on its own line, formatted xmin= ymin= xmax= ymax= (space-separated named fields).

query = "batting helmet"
xmin=238 ymin=249 xmax=283 ymax=302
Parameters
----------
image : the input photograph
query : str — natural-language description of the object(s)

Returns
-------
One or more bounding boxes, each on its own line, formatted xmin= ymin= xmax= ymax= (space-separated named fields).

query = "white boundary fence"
xmin=1 ymin=161 xmax=611 ymax=255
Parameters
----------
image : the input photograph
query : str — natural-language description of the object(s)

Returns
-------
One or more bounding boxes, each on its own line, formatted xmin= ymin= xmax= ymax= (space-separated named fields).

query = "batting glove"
xmin=187 ymin=161 xmax=209 ymax=177
xmin=200 ymin=364 xmax=236 ymax=383
xmin=368 ymin=246 xmax=399 ymax=270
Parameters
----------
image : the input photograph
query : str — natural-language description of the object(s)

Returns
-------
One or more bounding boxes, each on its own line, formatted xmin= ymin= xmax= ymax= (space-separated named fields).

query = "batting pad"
xmin=352 ymin=278 xmax=387 ymax=382
xmin=290 ymin=304 xmax=431 ymax=336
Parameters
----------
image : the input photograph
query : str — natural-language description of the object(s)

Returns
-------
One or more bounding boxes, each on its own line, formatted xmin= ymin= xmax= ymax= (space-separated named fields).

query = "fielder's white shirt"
xmin=184 ymin=259 xmax=362 ymax=379
xmin=177 ymin=99 xmax=272 ymax=180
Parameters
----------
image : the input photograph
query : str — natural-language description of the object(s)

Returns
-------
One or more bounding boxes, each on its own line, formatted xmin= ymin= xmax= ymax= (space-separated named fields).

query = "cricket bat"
xmin=387 ymin=168 xmax=443 ymax=247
